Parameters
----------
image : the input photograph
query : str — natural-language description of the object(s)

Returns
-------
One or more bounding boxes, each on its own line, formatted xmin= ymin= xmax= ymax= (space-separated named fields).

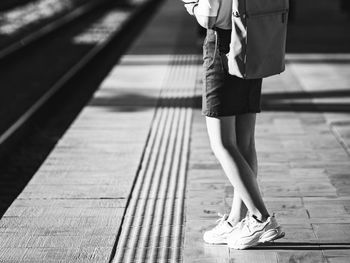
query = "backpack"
xmin=227 ymin=0 xmax=289 ymax=79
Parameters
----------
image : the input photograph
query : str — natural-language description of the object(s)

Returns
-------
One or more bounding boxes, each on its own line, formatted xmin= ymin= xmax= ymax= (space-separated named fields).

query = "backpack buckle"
xmin=233 ymin=11 xmax=240 ymax=17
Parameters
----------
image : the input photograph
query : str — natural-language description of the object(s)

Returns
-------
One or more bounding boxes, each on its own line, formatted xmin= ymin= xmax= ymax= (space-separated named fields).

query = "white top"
xmin=195 ymin=0 xmax=232 ymax=29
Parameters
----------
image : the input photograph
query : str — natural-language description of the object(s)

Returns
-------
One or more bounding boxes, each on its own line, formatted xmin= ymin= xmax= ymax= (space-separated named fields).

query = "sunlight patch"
xmin=72 ymin=10 xmax=131 ymax=45
xmin=0 ymin=0 xmax=74 ymax=35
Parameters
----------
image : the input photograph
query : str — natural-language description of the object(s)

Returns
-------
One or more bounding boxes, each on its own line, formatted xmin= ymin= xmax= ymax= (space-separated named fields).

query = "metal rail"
xmin=0 ymin=0 xmax=112 ymax=60
xmin=0 ymin=0 xmax=160 ymax=157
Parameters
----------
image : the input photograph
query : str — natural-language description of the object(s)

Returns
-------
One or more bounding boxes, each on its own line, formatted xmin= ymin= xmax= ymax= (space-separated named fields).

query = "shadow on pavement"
xmin=89 ymin=89 xmax=350 ymax=113
xmin=253 ymin=242 xmax=350 ymax=250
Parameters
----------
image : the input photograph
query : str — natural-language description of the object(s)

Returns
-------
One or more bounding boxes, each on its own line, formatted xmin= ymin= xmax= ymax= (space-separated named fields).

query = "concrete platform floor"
xmin=1 ymin=0 xmax=350 ymax=262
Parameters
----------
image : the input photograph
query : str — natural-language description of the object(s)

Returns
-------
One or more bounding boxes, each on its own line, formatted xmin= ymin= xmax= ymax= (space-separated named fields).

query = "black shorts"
xmin=202 ymin=28 xmax=263 ymax=117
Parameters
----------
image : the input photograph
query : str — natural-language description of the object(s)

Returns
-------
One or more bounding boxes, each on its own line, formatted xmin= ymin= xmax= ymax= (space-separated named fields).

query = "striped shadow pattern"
xmin=111 ymin=55 xmax=201 ymax=263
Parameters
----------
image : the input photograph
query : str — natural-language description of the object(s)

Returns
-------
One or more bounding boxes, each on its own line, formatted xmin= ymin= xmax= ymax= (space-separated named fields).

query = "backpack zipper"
xmin=246 ymin=9 xmax=289 ymax=18
xmin=233 ymin=9 xmax=288 ymax=24
xmin=233 ymin=9 xmax=288 ymax=18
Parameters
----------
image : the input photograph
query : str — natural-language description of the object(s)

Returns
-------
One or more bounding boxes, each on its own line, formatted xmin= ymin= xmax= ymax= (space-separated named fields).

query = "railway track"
xmin=0 ymin=0 xmax=32 ymax=11
xmin=0 ymin=0 xmax=125 ymax=60
xmin=0 ymin=0 xmax=161 ymax=159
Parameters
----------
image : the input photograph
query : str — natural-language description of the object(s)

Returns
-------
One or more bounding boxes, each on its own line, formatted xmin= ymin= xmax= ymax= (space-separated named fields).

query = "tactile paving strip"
xmin=111 ymin=55 xmax=200 ymax=263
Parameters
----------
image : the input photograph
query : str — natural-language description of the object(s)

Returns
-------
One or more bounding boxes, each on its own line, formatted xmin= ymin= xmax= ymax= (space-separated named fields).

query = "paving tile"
xmin=323 ymin=249 xmax=350 ymax=263
xmin=0 ymin=248 xmax=28 ymax=262
xmin=310 ymin=218 xmax=350 ymax=224
xmin=9 ymin=199 xmax=126 ymax=208
xmin=184 ymin=258 xmax=230 ymax=263
xmin=17 ymin=184 xmax=130 ymax=199
xmin=313 ymin=224 xmax=350 ymax=242
xmin=229 ymin=250 xmax=278 ymax=263
xmin=279 ymin=224 xmax=318 ymax=243
xmin=305 ymin=203 xmax=350 ymax=219
xmin=276 ymin=251 xmax=327 ymax=263
xmin=329 ymin=174 xmax=350 ymax=196
xmin=183 ymin=244 xmax=229 ymax=261
xmin=326 ymin=257 xmax=350 ymax=263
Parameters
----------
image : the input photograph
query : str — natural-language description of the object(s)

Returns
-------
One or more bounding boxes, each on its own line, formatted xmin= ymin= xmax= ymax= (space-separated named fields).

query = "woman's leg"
xmin=205 ymin=115 xmax=268 ymax=222
xmin=227 ymin=113 xmax=258 ymax=223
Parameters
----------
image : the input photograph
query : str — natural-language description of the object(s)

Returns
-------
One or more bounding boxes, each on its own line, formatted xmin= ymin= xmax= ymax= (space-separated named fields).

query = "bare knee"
xmin=205 ymin=115 xmax=239 ymax=158
xmin=237 ymin=137 xmax=255 ymax=157
xmin=236 ymin=113 xmax=257 ymax=157
xmin=210 ymin=137 xmax=239 ymax=158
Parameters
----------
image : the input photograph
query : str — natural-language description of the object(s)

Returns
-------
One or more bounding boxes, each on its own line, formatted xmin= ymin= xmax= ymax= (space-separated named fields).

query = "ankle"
xmin=249 ymin=209 xmax=270 ymax=222
xmin=227 ymin=214 xmax=246 ymax=226
xmin=252 ymin=214 xmax=270 ymax=223
xmin=226 ymin=217 xmax=240 ymax=226
xmin=226 ymin=216 xmax=240 ymax=226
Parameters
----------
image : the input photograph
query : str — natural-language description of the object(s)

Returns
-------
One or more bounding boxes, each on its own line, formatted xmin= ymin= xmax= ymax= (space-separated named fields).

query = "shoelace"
xmin=213 ymin=213 xmax=257 ymax=232
xmin=215 ymin=213 xmax=226 ymax=223
xmin=235 ymin=213 xmax=253 ymax=231
xmin=246 ymin=217 xmax=255 ymax=232
xmin=212 ymin=213 xmax=227 ymax=231
xmin=241 ymin=215 xmax=267 ymax=232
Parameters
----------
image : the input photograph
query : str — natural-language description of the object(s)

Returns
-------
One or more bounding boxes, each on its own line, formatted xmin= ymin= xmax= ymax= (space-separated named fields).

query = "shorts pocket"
xmin=203 ymin=30 xmax=220 ymax=70
xmin=203 ymin=41 xmax=215 ymax=69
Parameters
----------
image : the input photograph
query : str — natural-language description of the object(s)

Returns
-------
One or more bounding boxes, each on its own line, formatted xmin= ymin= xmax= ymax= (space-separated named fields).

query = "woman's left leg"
xmin=227 ymin=113 xmax=258 ymax=224
xmin=205 ymin=116 xmax=268 ymax=220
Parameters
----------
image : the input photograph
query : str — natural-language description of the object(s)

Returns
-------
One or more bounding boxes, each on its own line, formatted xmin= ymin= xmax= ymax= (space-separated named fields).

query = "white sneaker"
xmin=203 ymin=213 xmax=237 ymax=244
xmin=227 ymin=214 xmax=285 ymax=249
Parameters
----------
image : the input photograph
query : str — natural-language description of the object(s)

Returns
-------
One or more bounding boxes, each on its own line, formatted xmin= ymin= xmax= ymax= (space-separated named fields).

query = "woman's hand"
xmin=182 ymin=0 xmax=216 ymax=29
xmin=182 ymin=0 xmax=197 ymax=3
xmin=183 ymin=0 xmax=198 ymax=16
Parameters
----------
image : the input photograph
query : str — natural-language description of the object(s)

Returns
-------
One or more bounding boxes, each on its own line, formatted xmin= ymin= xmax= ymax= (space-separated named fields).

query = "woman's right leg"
xmin=227 ymin=113 xmax=258 ymax=224
xmin=205 ymin=116 xmax=268 ymax=221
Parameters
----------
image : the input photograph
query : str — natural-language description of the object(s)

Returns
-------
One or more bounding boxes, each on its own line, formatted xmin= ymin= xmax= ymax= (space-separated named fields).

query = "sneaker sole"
xmin=228 ymin=227 xmax=285 ymax=250
xmin=259 ymin=228 xmax=285 ymax=243
xmin=205 ymin=241 xmax=228 ymax=245
xmin=203 ymin=230 xmax=237 ymax=245
xmin=203 ymin=237 xmax=228 ymax=245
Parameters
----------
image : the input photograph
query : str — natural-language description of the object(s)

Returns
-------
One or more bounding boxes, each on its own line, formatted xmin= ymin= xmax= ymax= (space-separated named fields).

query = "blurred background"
xmin=0 ymin=0 xmax=350 ymax=262
xmin=287 ymin=0 xmax=350 ymax=53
